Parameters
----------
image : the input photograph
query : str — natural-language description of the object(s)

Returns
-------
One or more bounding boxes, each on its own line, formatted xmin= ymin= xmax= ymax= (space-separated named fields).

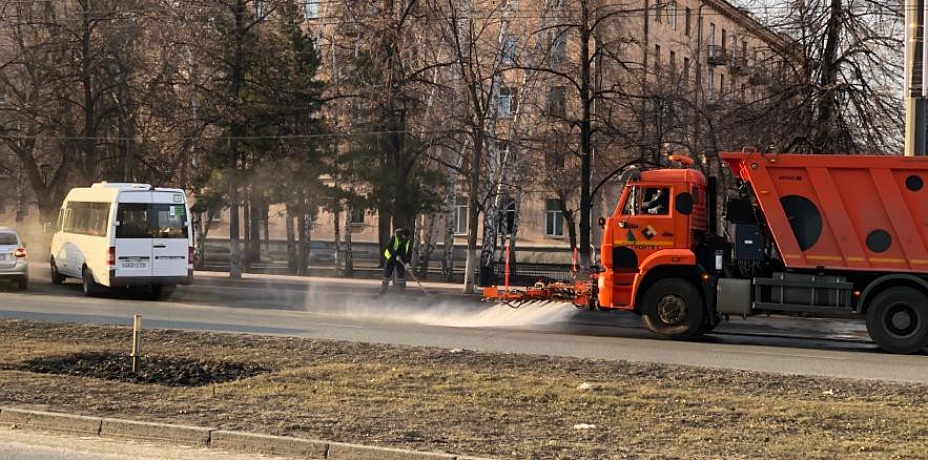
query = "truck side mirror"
xmin=598 ymin=217 xmax=606 ymax=228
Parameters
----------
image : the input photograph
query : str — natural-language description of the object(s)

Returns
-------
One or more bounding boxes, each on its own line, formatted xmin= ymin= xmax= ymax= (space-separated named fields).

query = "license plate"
xmin=121 ymin=262 xmax=148 ymax=269
xmin=0 ymin=254 xmax=7 ymax=261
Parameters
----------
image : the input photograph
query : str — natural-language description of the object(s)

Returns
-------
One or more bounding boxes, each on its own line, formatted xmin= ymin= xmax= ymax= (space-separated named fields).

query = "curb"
xmin=0 ymin=407 xmax=497 ymax=460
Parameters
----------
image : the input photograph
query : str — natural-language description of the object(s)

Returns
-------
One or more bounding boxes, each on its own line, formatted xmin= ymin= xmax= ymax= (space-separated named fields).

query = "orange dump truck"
xmin=595 ymin=150 xmax=928 ymax=353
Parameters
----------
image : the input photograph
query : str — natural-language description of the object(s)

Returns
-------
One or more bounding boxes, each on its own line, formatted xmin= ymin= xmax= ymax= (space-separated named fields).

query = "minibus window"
xmin=116 ymin=204 xmax=188 ymax=239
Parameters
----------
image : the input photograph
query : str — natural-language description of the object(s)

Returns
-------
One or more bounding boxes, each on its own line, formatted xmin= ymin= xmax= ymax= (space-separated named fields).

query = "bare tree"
xmin=738 ymin=0 xmax=904 ymax=153
xmin=423 ymin=0 xmax=512 ymax=292
xmin=0 ymin=0 xmax=198 ymax=233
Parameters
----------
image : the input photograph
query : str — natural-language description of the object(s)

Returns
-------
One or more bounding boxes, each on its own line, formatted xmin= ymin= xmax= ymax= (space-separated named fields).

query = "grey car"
xmin=0 ymin=227 xmax=27 ymax=290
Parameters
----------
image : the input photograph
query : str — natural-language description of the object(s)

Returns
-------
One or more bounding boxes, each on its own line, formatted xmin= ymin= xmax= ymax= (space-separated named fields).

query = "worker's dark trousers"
xmin=380 ymin=259 xmax=407 ymax=293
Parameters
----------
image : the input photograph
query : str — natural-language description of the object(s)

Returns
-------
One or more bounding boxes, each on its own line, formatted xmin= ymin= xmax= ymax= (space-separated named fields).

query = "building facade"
xmin=0 ymin=0 xmax=790 ymax=266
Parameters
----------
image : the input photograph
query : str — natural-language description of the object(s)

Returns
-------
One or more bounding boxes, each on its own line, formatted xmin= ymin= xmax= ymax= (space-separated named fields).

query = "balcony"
xmin=729 ymin=56 xmax=747 ymax=75
xmin=748 ymin=68 xmax=769 ymax=85
xmin=706 ymin=45 xmax=727 ymax=66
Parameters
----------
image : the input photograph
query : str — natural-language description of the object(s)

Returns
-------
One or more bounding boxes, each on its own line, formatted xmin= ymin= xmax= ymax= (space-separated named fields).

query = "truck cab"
xmin=599 ymin=167 xmax=709 ymax=318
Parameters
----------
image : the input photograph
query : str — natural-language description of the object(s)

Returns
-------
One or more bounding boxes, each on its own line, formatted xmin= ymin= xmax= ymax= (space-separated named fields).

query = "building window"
xmin=350 ymin=207 xmax=365 ymax=224
xmin=654 ymin=0 xmax=663 ymax=23
xmin=551 ymin=30 xmax=567 ymax=63
xmin=654 ymin=44 xmax=661 ymax=76
xmin=545 ymin=151 xmax=566 ymax=169
xmin=502 ymin=33 xmax=517 ymax=65
xmin=707 ymin=69 xmax=715 ymax=100
xmin=668 ymin=1 xmax=677 ymax=29
xmin=454 ymin=196 xmax=468 ymax=235
xmin=499 ymin=200 xmax=516 ymax=236
xmin=302 ymin=0 xmax=318 ymax=18
xmin=498 ymin=87 xmax=518 ymax=117
xmin=255 ymin=0 xmax=268 ymax=19
xmin=495 ymin=141 xmax=510 ymax=156
xmin=548 ymin=86 xmax=566 ymax=117
xmin=708 ymin=23 xmax=716 ymax=56
xmin=719 ymin=73 xmax=725 ymax=99
xmin=729 ymin=35 xmax=738 ymax=65
xmin=544 ymin=199 xmax=564 ymax=237
xmin=684 ymin=7 xmax=691 ymax=36
xmin=742 ymin=40 xmax=748 ymax=66
xmin=208 ymin=207 xmax=223 ymax=223
xmin=669 ymin=50 xmax=676 ymax=78
xmin=683 ymin=56 xmax=690 ymax=88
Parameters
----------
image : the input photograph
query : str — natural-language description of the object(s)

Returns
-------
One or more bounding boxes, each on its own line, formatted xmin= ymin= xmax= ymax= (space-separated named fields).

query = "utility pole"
xmin=905 ymin=0 xmax=927 ymax=156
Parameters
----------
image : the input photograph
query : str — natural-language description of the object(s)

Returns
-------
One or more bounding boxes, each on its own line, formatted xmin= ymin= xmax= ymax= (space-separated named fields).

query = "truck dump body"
xmin=721 ymin=152 xmax=928 ymax=273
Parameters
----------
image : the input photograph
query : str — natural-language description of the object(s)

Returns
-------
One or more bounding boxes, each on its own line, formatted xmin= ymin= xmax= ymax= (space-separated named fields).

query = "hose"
xmin=404 ymin=262 xmax=434 ymax=297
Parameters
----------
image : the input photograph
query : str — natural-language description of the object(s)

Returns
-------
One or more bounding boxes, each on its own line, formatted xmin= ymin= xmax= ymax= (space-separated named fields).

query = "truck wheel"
xmin=642 ymin=278 xmax=705 ymax=340
xmin=82 ymin=268 xmax=99 ymax=297
xmin=866 ymin=287 xmax=928 ymax=354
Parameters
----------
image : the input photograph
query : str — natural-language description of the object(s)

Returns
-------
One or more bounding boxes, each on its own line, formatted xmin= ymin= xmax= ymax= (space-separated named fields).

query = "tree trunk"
xmin=286 ymin=207 xmax=296 ymax=273
xmin=297 ymin=191 xmax=308 ymax=276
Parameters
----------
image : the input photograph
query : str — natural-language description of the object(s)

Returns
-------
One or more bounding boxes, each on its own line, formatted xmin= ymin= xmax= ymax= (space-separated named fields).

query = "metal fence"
xmin=482 ymin=262 xmax=578 ymax=287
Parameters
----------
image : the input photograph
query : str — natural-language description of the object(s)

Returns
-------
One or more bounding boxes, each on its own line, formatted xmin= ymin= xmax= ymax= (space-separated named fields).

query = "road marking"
xmin=710 ymin=348 xmax=850 ymax=360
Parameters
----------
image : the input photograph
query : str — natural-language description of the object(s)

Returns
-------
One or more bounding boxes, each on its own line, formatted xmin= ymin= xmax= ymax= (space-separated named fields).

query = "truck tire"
xmin=641 ymin=278 xmax=705 ymax=340
xmin=866 ymin=287 xmax=928 ymax=354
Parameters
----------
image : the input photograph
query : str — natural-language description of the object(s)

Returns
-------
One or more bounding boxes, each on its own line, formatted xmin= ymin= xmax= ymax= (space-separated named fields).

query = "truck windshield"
xmin=116 ymin=203 xmax=188 ymax=239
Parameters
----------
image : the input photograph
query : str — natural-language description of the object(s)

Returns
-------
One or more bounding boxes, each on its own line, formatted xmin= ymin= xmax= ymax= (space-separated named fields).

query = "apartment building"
xmin=198 ymin=0 xmax=790 ymax=260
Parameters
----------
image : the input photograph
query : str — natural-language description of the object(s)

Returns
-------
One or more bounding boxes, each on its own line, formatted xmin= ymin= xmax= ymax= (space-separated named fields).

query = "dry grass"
xmin=1 ymin=319 xmax=926 ymax=460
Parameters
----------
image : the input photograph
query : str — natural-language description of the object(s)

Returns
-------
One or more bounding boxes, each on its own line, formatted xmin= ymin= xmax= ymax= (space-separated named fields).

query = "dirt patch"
xmin=19 ymin=352 xmax=269 ymax=387
xmin=1 ymin=319 xmax=927 ymax=460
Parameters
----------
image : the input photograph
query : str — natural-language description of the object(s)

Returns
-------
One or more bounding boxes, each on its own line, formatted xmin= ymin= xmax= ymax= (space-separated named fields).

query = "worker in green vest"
xmin=380 ymin=227 xmax=412 ymax=294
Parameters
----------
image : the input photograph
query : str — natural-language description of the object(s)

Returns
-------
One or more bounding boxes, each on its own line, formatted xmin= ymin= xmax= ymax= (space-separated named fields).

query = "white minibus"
xmin=50 ymin=182 xmax=193 ymax=298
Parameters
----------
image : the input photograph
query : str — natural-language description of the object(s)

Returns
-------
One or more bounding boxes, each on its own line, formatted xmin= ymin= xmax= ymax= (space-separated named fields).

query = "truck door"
xmin=621 ymin=185 xmax=675 ymax=251
xmin=114 ymin=194 xmax=154 ymax=280
xmin=149 ymin=191 xmax=190 ymax=278
xmin=610 ymin=185 xmax=676 ymax=305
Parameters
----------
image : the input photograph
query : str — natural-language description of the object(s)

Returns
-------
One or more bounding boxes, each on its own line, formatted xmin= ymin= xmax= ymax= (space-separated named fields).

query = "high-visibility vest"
xmin=383 ymin=236 xmax=411 ymax=260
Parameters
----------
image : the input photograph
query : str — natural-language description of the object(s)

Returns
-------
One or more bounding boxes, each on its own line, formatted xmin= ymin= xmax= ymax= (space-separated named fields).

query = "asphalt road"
xmin=1 ymin=266 xmax=926 ymax=383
